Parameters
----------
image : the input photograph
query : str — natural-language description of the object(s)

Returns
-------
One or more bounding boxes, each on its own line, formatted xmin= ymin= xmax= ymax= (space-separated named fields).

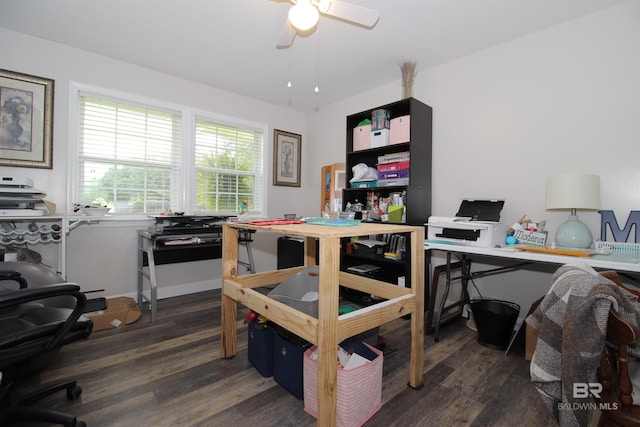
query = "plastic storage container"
xmin=470 ymin=299 xmax=520 ymax=350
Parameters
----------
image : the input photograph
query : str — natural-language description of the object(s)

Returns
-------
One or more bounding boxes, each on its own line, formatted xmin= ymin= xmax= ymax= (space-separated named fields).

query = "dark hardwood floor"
xmin=14 ymin=290 xmax=557 ymax=426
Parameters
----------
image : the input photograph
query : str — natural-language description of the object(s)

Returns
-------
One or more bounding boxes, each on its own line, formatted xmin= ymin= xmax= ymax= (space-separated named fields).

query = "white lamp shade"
xmin=545 ymin=174 xmax=600 ymax=210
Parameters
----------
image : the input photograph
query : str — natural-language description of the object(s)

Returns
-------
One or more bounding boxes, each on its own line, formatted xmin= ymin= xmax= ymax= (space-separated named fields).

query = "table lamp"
xmin=545 ymin=173 xmax=600 ymax=249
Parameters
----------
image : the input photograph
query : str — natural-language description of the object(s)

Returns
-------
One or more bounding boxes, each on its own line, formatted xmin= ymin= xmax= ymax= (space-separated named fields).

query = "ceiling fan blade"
xmin=276 ymin=19 xmax=297 ymax=49
xmin=318 ymin=0 xmax=380 ymax=27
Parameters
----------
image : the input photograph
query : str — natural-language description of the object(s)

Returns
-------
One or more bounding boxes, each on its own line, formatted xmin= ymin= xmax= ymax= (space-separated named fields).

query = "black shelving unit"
xmin=343 ymin=97 xmax=432 ymax=226
xmin=341 ymin=97 xmax=432 ymax=294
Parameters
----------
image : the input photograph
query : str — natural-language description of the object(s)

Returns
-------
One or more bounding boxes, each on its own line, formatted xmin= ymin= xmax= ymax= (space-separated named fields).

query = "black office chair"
xmin=1 ymin=261 xmax=76 ymax=306
xmin=0 ymin=262 xmax=75 ymax=377
xmin=0 ymin=278 xmax=93 ymax=426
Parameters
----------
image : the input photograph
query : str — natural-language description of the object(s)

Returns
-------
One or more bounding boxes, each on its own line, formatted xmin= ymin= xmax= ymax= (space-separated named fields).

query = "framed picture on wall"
xmin=0 ymin=69 xmax=54 ymax=169
xmin=273 ymin=129 xmax=301 ymax=187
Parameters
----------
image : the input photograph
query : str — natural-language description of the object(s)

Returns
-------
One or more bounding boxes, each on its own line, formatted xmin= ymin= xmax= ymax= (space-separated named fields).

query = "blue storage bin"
xmin=248 ymin=321 xmax=274 ymax=377
xmin=273 ymin=329 xmax=311 ymax=400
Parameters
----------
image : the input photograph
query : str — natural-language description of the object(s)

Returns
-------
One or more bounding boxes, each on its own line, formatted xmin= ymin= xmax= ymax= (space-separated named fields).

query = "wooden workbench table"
xmin=221 ymin=221 xmax=424 ymax=426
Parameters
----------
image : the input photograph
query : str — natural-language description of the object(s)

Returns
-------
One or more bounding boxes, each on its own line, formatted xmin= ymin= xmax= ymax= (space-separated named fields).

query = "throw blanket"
xmin=526 ymin=263 xmax=640 ymax=427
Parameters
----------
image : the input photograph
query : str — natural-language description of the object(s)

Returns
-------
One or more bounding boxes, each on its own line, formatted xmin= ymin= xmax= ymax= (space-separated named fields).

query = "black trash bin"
xmin=470 ymin=299 xmax=520 ymax=350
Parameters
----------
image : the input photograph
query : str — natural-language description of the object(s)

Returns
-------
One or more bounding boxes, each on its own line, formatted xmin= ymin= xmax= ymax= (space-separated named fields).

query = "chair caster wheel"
xmin=66 ymin=384 xmax=82 ymax=401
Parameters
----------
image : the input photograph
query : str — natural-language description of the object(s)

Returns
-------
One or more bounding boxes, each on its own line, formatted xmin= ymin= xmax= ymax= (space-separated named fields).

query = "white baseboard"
xmin=121 ymin=278 xmax=222 ymax=301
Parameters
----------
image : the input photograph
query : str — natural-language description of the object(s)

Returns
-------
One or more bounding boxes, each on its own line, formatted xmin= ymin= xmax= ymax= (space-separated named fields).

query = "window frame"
xmin=68 ymin=82 xmax=268 ymax=218
xmin=190 ymin=109 xmax=266 ymax=216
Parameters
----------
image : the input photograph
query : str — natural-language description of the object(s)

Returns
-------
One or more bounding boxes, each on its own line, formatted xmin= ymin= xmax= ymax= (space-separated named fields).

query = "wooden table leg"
xmin=304 ymin=235 xmax=316 ymax=266
xmin=316 ymin=236 xmax=340 ymax=426
xmin=408 ymin=228 xmax=425 ymax=389
xmin=221 ymin=225 xmax=239 ymax=359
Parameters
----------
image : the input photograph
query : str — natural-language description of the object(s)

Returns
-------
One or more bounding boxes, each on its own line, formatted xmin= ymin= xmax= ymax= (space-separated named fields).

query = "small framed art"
xmin=273 ymin=129 xmax=301 ymax=187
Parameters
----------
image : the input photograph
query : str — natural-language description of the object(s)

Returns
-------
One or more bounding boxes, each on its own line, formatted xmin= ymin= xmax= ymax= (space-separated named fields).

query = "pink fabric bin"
xmin=353 ymin=124 xmax=371 ymax=151
xmin=303 ymin=343 xmax=383 ymax=427
xmin=390 ymin=115 xmax=410 ymax=145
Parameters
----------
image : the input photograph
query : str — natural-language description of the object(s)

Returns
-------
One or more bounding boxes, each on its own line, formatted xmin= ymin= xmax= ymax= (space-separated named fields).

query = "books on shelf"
xmin=359 ymin=233 xmax=406 ymax=255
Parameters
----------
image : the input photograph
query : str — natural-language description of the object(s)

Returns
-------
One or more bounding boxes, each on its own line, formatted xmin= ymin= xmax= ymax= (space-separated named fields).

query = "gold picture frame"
xmin=0 ymin=69 xmax=54 ymax=169
xmin=273 ymin=129 xmax=301 ymax=187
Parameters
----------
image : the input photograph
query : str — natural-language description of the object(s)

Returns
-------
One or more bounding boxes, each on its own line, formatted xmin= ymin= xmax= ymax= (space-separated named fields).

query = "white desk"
xmin=424 ymin=241 xmax=640 ymax=273
xmin=424 ymin=240 xmax=640 ymax=339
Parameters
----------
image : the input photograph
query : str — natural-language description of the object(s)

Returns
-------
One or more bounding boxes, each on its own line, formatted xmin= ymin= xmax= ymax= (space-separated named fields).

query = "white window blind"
xmin=76 ymin=94 xmax=182 ymax=214
xmin=194 ymin=117 xmax=264 ymax=213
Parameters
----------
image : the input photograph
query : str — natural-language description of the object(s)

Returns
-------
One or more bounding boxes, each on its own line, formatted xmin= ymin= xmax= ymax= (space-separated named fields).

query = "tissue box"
xmin=303 ymin=342 xmax=383 ymax=427
xmin=353 ymin=125 xmax=371 ymax=151
xmin=390 ymin=115 xmax=410 ymax=145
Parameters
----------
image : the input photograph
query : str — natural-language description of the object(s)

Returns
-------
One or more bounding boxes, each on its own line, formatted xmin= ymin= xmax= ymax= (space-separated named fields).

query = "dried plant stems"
xmin=400 ymin=61 xmax=417 ymax=99
xmin=400 ymin=61 xmax=417 ymax=81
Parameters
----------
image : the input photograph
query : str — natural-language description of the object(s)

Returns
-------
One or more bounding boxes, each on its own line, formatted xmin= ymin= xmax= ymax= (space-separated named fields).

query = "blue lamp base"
xmin=554 ymin=214 xmax=594 ymax=249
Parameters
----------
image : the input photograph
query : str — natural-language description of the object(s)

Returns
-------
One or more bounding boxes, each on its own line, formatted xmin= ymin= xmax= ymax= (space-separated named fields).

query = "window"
xmin=194 ymin=117 xmax=264 ymax=214
xmin=72 ymin=85 xmax=265 ymax=216
xmin=76 ymin=95 xmax=182 ymax=214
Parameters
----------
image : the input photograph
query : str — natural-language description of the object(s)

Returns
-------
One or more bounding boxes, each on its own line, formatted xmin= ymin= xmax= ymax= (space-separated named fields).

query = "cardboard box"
xmin=524 ymin=296 xmax=543 ymax=360
xmin=304 ymin=342 xmax=383 ymax=427
xmin=86 ymin=297 xmax=141 ymax=331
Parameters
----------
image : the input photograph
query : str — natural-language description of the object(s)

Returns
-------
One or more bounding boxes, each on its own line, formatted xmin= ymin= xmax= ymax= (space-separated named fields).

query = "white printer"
xmin=0 ymin=176 xmax=50 ymax=216
xmin=427 ymin=200 xmax=506 ymax=247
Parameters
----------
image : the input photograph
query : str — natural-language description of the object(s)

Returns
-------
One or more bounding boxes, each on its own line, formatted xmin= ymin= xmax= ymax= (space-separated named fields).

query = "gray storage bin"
xmin=268 ymin=267 xmax=319 ymax=317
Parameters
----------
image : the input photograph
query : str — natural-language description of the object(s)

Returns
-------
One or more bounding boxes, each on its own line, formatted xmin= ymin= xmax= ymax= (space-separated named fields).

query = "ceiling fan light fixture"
xmin=289 ymin=0 xmax=320 ymax=31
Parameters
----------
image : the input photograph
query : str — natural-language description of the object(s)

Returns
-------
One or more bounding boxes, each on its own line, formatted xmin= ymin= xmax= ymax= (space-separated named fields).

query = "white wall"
xmin=0 ymin=27 xmax=306 ymax=298
xmin=2 ymin=2 xmax=638 ymax=313
xmin=306 ymin=1 xmax=640 ymax=316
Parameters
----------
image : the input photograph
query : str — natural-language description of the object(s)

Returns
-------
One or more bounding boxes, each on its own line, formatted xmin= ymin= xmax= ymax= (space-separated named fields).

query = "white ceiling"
xmin=0 ymin=0 xmax=626 ymax=113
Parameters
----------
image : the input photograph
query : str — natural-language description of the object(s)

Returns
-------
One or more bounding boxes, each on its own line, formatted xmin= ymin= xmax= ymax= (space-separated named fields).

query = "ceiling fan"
xmin=276 ymin=0 xmax=380 ymax=48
